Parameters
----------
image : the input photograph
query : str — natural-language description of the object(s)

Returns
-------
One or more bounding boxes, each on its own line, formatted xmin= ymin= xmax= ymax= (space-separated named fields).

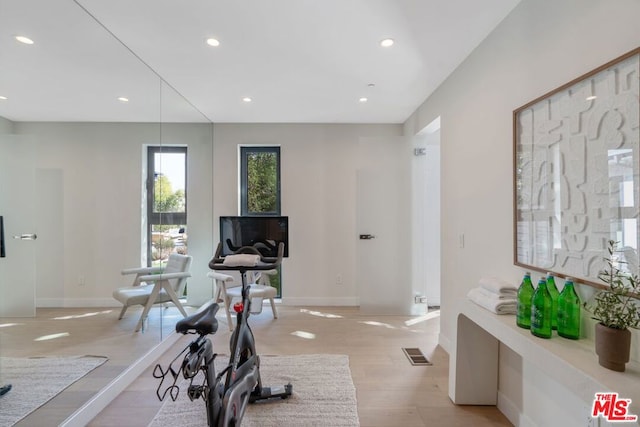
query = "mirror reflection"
xmin=0 ymin=0 xmax=213 ymax=424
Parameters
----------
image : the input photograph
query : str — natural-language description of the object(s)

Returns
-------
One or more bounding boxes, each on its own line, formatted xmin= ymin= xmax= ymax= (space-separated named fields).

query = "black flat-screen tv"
xmin=219 ymin=216 xmax=289 ymax=257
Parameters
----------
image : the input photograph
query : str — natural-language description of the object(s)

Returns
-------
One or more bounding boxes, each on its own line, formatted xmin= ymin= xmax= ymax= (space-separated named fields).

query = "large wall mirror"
xmin=0 ymin=0 xmax=212 ymax=423
xmin=514 ymin=47 xmax=640 ymax=290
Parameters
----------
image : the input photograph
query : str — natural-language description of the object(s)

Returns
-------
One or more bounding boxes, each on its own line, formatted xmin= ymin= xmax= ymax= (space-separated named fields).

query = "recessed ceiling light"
xmin=0 ymin=96 xmax=7 ymax=100
xmin=359 ymin=97 xmax=368 ymax=103
xmin=15 ymin=35 xmax=34 ymax=45
xmin=206 ymin=38 xmax=220 ymax=47
xmin=586 ymin=95 xmax=597 ymax=101
xmin=117 ymin=97 xmax=129 ymax=102
xmin=242 ymin=97 xmax=252 ymax=103
xmin=367 ymin=83 xmax=376 ymax=88
xmin=380 ymin=38 xmax=394 ymax=47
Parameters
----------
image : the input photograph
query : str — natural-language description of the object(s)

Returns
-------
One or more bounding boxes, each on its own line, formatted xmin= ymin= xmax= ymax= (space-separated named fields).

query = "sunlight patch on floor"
xmin=0 ymin=323 xmax=23 ymax=328
xmin=359 ymin=320 xmax=396 ymax=329
xmin=404 ymin=310 xmax=440 ymax=327
xmin=34 ymin=332 xmax=70 ymax=341
xmin=299 ymin=309 xmax=343 ymax=318
xmin=52 ymin=310 xmax=113 ymax=320
xmin=291 ymin=330 xmax=316 ymax=339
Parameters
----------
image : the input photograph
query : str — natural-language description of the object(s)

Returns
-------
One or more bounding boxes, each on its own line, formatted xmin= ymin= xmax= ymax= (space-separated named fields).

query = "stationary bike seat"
xmin=176 ymin=302 xmax=220 ymax=335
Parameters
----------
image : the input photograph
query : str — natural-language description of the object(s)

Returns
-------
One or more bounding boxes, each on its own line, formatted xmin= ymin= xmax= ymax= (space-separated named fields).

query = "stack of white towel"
xmin=467 ymin=276 xmax=518 ymax=315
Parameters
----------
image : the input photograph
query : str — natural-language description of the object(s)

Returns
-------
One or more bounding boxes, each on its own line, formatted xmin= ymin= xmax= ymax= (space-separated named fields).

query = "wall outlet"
xmin=78 ymin=275 xmax=85 ymax=286
xmin=336 ymin=274 xmax=343 ymax=285
xmin=586 ymin=415 xmax=599 ymax=427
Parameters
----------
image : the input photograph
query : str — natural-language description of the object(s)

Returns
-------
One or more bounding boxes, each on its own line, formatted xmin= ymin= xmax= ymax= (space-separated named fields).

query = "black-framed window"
xmin=240 ymin=146 xmax=281 ymax=216
xmin=239 ymin=146 xmax=283 ymax=297
xmin=146 ymin=146 xmax=187 ymax=266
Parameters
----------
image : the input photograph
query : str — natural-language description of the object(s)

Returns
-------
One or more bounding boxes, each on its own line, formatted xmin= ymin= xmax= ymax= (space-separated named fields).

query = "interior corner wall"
xmin=402 ymin=0 xmax=640 ymax=425
xmin=212 ymin=123 xmax=404 ymax=306
xmin=0 ymin=116 xmax=14 ymax=134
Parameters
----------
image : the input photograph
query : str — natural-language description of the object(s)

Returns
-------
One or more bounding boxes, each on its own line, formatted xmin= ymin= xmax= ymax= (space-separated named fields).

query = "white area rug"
xmin=0 ymin=355 xmax=107 ymax=427
xmin=150 ymin=354 xmax=360 ymax=427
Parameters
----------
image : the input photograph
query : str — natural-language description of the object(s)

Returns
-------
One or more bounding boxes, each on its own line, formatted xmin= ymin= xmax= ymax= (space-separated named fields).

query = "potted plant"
xmin=584 ymin=240 xmax=640 ymax=372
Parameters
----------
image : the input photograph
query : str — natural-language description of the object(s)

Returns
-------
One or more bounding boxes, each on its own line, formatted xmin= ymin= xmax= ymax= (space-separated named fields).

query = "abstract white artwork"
xmin=514 ymin=48 xmax=640 ymax=288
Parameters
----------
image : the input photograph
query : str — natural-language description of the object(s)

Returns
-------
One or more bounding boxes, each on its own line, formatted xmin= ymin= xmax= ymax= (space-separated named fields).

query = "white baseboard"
xmin=281 ymin=297 xmax=359 ymax=306
xmin=37 ymin=298 xmax=119 ymax=308
xmin=38 ymin=297 xmax=361 ymax=308
xmin=438 ymin=332 xmax=451 ymax=354
xmin=498 ymin=391 xmax=536 ymax=427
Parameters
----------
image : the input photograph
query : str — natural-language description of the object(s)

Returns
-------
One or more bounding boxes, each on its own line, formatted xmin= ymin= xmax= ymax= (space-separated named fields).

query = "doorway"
xmin=412 ymin=117 xmax=441 ymax=312
xmin=356 ymin=136 xmax=412 ymax=314
xmin=0 ymin=135 xmax=37 ymax=317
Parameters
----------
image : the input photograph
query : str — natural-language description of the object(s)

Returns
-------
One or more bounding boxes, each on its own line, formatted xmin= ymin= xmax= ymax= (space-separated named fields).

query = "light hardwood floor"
xmin=0 ymin=305 xmax=198 ymax=426
xmin=1 ymin=304 xmax=512 ymax=426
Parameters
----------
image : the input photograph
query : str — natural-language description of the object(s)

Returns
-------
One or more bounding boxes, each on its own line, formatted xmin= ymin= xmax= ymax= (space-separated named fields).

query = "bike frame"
xmin=219 ymin=269 xmax=262 ymax=425
xmin=155 ymin=243 xmax=289 ymax=427
xmin=180 ymin=271 xmax=261 ymax=426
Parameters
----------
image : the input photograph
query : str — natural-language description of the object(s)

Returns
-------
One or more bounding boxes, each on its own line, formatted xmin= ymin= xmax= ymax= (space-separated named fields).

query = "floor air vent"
xmin=402 ymin=347 xmax=432 ymax=366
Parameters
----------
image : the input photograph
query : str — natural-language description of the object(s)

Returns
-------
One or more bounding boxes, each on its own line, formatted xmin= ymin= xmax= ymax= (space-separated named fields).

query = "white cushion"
xmin=113 ymin=285 xmax=170 ymax=306
xmin=226 ymin=284 xmax=277 ymax=299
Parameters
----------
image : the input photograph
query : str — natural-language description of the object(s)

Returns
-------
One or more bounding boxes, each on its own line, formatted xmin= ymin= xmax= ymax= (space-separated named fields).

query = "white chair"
xmin=113 ymin=253 xmax=192 ymax=332
xmin=208 ymin=269 xmax=278 ymax=331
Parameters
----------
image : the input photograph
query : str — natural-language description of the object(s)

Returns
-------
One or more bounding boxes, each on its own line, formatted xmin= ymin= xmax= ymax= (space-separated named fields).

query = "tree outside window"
xmin=147 ymin=146 xmax=187 ymax=267
xmin=241 ymin=146 xmax=280 ymax=215
xmin=154 ymin=174 xmax=185 ymax=214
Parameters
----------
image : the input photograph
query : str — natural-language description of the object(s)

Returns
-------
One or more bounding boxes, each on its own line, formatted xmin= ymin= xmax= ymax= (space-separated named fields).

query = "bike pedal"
xmin=187 ymin=385 xmax=205 ymax=400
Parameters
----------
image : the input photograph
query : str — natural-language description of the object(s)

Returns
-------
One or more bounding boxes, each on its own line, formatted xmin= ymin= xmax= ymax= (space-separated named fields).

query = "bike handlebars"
xmin=209 ymin=242 xmax=284 ymax=271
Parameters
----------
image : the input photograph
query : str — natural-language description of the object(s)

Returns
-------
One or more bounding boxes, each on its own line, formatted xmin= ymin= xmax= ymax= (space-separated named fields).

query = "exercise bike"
xmin=153 ymin=242 xmax=292 ymax=426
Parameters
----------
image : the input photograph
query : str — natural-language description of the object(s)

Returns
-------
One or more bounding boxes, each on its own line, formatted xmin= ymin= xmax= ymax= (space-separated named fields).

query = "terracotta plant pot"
xmin=595 ymin=323 xmax=631 ymax=372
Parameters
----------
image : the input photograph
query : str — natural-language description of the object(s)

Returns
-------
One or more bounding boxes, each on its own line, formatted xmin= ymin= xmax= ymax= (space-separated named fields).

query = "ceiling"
xmin=0 ymin=0 xmax=521 ymax=124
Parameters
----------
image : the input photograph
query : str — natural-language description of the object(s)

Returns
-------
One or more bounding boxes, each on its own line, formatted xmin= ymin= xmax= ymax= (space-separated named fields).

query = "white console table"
xmin=449 ymin=300 xmax=640 ymax=423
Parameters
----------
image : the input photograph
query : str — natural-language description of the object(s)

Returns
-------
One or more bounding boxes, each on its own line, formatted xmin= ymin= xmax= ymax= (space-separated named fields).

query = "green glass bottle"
xmin=516 ymin=272 xmax=534 ymax=329
xmin=530 ymin=277 xmax=552 ymax=338
xmin=546 ymin=272 xmax=560 ymax=330
xmin=557 ymin=277 xmax=581 ymax=340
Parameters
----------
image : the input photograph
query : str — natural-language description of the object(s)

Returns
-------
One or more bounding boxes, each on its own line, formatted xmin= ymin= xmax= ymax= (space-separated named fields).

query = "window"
xmin=147 ymin=146 xmax=187 ymax=266
xmin=240 ymin=146 xmax=281 ymax=215
xmin=240 ymin=146 xmax=283 ymax=296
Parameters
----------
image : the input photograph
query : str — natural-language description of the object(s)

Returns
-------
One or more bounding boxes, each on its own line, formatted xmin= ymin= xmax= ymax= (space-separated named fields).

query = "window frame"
xmin=146 ymin=145 xmax=188 ymax=265
xmin=239 ymin=146 xmax=281 ymax=216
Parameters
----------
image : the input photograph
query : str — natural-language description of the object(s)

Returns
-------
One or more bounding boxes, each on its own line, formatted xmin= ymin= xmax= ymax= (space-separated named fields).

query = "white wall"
xmin=403 ymin=0 xmax=640 ymax=425
xmin=6 ymin=121 xmax=404 ymax=309
xmin=212 ymin=123 xmax=404 ymax=306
